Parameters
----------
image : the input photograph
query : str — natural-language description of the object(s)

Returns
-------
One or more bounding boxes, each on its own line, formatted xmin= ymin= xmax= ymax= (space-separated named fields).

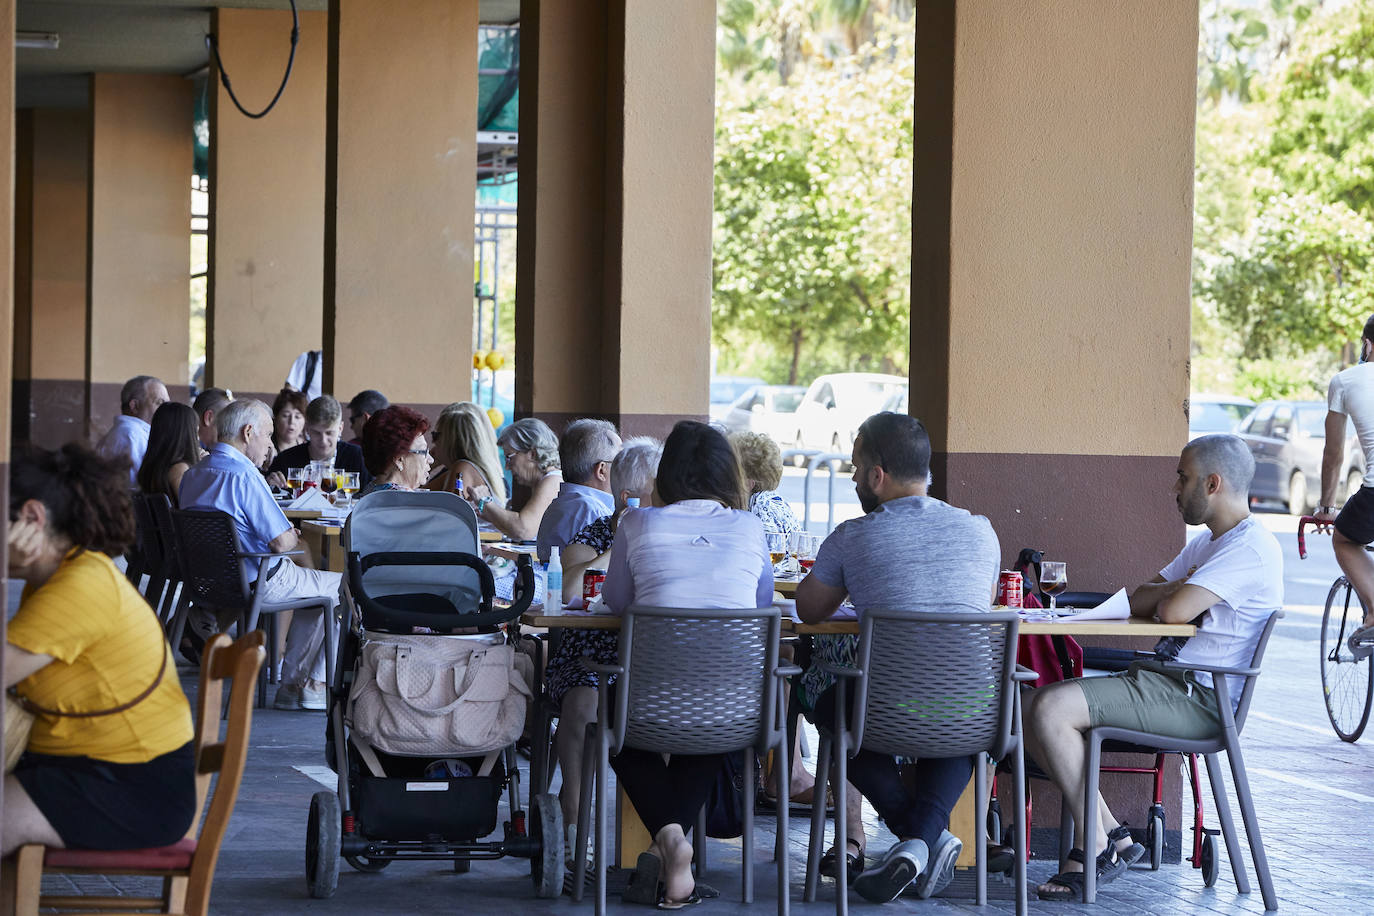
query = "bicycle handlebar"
xmin=1298 ymin=514 xmax=1334 ymax=560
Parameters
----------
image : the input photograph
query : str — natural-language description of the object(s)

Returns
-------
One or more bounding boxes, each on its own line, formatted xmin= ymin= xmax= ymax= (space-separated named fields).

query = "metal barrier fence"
xmin=781 ymin=448 xmax=850 ymax=534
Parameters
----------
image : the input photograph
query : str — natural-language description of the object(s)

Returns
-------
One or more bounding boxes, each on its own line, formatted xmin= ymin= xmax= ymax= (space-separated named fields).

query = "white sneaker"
xmin=301 ymin=683 xmax=327 ymax=711
xmin=914 ymin=829 xmax=962 ymax=899
xmin=273 ymin=683 xmax=303 ymax=710
xmin=853 ymin=838 xmax=928 ymax=904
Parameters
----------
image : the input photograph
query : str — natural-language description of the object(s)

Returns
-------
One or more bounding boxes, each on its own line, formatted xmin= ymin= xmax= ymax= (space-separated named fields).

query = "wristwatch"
xmin=1319 ymin=505 xmax=1339 ymax=515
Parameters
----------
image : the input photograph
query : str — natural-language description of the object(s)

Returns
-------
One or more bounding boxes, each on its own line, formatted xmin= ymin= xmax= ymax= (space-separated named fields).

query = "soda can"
xmin=997 ymin=570 xmax=1023 ymax=609
xmin=582 ymin=568 xmax=607 ymax=603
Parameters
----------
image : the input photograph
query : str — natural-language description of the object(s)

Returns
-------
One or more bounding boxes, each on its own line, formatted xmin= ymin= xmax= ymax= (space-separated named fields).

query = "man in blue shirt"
xmin=535 ymin=418 xmax=620 ymax=563
xmin=180 ymin=399 xmax=342 ymax=711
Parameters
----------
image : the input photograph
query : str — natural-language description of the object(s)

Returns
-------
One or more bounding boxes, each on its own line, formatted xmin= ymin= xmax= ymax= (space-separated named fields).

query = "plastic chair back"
xmin=614 ymin=605 xmax=781 ymax=756
xmin=147 ymin=492 xmax=183 ymax=582
xmin=852 ymin=609 xmax=1019 ymax=760
xmin=171 ymin=508 xmax=253 ymax=611
xmin=1229 ymin=610 xmax=1281 ymax=733
xmin=131 ymin=492 xmax=165 ymax=580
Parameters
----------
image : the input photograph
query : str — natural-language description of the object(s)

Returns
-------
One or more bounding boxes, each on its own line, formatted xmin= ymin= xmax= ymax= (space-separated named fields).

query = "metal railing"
xmin=782 ymin=448 xmax=850 ymax=533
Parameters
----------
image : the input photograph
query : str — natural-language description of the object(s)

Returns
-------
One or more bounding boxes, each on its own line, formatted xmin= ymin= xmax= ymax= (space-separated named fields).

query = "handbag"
xmin=703 ymin=749 xmax=758 ymax=839
xmin=348 ymin=635 xmax=531 ymax=757
xmin=1013 ymin=548 xmax=1084 ymax=686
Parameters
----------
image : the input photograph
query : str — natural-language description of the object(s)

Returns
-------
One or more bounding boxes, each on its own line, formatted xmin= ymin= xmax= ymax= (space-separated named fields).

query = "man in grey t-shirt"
xmin=797 ymin=412 xmax=1001 ymax=903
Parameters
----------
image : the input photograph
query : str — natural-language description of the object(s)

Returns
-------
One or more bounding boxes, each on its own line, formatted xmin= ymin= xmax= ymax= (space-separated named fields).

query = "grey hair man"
xmin=192 ymin=387 xmax=233 ymax=450
xmin=346 ymin=389 xmax=389 ymax=444
xmin=96 ymin=375 xmax=170 ymax=484
xmin=1024 ymin=434 xmax=1283 ymax=902
xmin=178 ymin=398 xmax=343 ymax=711
xmin=534 ymin=418 xmax=622 ymax=564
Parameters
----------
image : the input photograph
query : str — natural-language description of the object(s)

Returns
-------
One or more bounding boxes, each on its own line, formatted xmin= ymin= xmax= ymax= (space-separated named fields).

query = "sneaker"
xmin=913 ymin=829 xmax=962 ymax=899
xmin=273 ymin=683 xmax=303 ymax=710
xmin=853 ymin=838 xmax=928 ymax=904
xmin=301 ymin=683 xmax=327 ymax=711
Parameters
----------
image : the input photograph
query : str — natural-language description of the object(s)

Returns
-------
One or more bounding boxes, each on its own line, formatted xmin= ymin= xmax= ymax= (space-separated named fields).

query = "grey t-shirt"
xmin=809 ymin=494 xmax=1002 ymax=617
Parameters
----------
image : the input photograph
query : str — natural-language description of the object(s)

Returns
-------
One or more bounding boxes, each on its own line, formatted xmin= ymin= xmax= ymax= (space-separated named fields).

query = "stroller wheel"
xmin=453 ymin=857 xmax=471 ymax=874
xmin=346 ymin=853 xmax=392 ymax=873
xmin=306 ymin=791 xmax=342 ymax=898
xmin=530 ymin=793 xmax=565 ymax=899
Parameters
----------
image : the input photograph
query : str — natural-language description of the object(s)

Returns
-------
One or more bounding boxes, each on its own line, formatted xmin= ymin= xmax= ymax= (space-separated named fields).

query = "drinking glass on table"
xmin=1040 ymin=561 xmax=1068 ymax=615
xmin=794 ymin=532 xmax=822 ymax=573
xmin=286 ymin=466 xmax=305 ymax=497
xmin=337 ymin=471 xmax=360 ymax=508
xmin=767 ymin=532 xmax=789 ymax=572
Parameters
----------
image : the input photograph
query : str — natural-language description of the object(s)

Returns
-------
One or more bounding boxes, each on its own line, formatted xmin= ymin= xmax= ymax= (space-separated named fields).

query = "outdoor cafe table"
xmin=518 ymin=605 xmax=1195 ymax=870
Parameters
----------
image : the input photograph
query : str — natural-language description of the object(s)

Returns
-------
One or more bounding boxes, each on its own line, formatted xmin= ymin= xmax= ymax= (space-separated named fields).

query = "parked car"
xmin=1235 ymin=399 xmax=1365 ymax=514
xmin=1189 ymin=394 xmax=1255 ymax=441
xmin=709 ymin=375 xmax=766 ymax=422
xmin=721 ymin=384 xmax=807 ymax=446
xmin=791 ymin=372 xmax=908 ymax=454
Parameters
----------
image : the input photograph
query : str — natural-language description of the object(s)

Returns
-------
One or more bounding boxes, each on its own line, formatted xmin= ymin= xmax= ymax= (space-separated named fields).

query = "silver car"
xmin=721 ymin=384 xmax=807 ymax=447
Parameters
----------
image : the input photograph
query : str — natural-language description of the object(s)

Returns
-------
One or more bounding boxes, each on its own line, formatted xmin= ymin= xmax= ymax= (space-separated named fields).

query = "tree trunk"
xmin=788 ymin=325 xmax=804 ymax=385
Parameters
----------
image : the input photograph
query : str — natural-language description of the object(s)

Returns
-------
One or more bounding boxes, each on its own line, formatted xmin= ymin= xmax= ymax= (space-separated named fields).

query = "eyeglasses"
xmin=408 ymin=448 xmax=431 ymax=457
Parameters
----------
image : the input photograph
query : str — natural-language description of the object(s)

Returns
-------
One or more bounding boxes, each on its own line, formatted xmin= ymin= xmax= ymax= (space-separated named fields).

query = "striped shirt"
xmin=9 ymin=550 xmax=193 ymax=763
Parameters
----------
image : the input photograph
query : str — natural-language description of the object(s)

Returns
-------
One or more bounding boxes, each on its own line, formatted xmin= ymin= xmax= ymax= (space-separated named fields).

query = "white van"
xmin=791 ymin=373 xmax=908 ymax=454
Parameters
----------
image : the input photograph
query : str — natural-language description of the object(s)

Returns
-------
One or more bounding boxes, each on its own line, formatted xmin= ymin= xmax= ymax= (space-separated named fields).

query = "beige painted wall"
xmin=917 ymin=0 xmax=1195 ymax=458
xmin=30 ymin=109 xmax=88 ymax=381
xmin=209 ymin=9 xmax=326 ymax=396
xmin=88 ymin=73 xmax=192 ymax=430
xmin=325 ymin=0 xmax=476 ymax=404
xmin=516 ymin=0 xmax=609 ymax=416
xmin=612 ymin=0 xmax=714 ymax=418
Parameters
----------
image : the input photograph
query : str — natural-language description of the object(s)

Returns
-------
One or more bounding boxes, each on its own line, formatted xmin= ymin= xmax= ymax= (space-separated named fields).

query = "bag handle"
xmin=382 ymin=646 xmax=483 ymax=714
xmin=10 ymin=647 xmax=168 ymax=719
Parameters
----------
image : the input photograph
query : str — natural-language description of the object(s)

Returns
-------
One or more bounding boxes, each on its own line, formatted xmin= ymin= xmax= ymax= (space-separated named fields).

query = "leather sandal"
xmin=1107 ymin=824 xmax=1146 ymax=867
xmin=818 ymin=840 xmax=863 ymax=885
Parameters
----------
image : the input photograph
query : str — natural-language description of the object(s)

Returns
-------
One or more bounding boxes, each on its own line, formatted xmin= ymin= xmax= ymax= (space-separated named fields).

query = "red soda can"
xmin=582 ymin=568 xmax=607 ymax=603
xmin=997 ymin=570 xmax=1023 ymax=609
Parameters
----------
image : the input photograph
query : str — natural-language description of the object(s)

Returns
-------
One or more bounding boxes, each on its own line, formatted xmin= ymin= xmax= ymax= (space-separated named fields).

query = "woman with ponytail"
xmin=3 ymin=443 xmax=195 ymax=855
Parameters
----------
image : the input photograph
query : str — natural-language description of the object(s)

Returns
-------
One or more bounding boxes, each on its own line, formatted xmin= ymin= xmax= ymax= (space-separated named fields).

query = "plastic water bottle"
xmin=453 ymin=471 xmax=464 ymax=498
xmin=546 ymin=546 xmax=563 ymax=607
xmin=626 ymin=497 xmax=640 ymax=509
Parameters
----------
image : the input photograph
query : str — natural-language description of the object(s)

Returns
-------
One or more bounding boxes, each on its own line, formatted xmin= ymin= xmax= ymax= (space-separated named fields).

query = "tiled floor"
xmin=36 ymin=610 xmax=1374 ymax=914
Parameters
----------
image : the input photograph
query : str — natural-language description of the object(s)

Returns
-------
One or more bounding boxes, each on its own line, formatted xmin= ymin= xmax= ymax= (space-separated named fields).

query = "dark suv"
xmin=1235 ymin=399 xmax=1366 ymax=514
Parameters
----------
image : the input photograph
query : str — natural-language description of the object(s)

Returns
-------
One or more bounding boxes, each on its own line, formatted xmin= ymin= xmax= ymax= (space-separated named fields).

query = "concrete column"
xmin=1 ymin=0 xmax=17 ymax=779
xmin=13 ymin=109 xmax=89 ymax=447
xmin=208 ymin=8 xmax=327 ymax=403
xmin=87 ymin=73 xmax=192 ymax=437
xmin=913 ymin=0 xmax=1196 ymax=852
xmin=324 ymin=0 xmax=477 ymax=414
xmin=516 ymin=0 xmax=715 ymax=439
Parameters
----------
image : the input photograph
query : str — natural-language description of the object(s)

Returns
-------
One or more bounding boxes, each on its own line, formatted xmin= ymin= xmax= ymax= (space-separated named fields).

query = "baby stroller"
xmin=305 ymin=490 xmax=562 ymax=898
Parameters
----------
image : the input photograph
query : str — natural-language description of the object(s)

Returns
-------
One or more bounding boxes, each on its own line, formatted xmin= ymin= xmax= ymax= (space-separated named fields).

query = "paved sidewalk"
xmin=39 ymin=611 xmax=1374 ymax=913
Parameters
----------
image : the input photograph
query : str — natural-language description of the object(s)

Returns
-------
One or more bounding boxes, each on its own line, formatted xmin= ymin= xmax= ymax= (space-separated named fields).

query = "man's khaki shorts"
xmin=1079 ymin=660 xmax=1222 ymax=743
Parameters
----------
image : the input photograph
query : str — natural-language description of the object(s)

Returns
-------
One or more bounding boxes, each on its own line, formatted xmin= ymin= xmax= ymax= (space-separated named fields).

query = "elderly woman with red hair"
xmin=357 ymin=405 xmax=434 ymax=499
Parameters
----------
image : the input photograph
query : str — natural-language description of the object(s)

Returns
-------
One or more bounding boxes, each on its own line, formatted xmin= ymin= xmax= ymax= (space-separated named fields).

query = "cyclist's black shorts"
xmin=1336 ymin=485 xmax=1374 ymax=544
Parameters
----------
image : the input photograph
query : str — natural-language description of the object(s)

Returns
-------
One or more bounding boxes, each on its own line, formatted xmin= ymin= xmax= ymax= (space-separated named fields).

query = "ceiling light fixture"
xmin=15 ymin=31 xmax=60 ymax=51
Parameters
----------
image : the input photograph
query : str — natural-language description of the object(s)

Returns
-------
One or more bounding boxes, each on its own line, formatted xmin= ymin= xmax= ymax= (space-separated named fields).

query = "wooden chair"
xmin=2 ymin=631 xmax=266 ymax=916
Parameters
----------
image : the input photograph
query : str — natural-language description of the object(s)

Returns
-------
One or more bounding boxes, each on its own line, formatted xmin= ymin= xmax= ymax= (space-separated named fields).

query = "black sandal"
xmin=818 ymin=841 xmax=864 ymax=885
xmin=1107 ymin=824 xmax=1146 ymax=867
xmin=623 ymin=852 xmax=663 ymax=906
xmin=1035 ymin=845 xmax=1129 ymax=903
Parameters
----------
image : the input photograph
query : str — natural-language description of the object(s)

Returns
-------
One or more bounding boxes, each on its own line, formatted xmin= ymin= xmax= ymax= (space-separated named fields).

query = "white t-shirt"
xmin=1327 ymin=362 xmax=1374 ymax=487
xmin=1161 ymin=515 xmax=1283 ymax=694
xmin=285 ymin=350 xmax=323 ymax=402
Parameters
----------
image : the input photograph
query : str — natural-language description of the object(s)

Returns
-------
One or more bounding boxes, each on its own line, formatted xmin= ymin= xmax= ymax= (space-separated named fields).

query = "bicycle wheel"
xmin=1321 ymin=577 xmax=1374 ymax=742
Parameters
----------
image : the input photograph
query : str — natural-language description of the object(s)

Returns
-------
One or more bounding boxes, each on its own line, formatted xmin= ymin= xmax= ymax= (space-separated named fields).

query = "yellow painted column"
xmin=324 ymin=0 xmax=477 ymax=415
xmin=87 ymin=73 xmax=193 ymax=436
xmin=516 ymin=0 xmax=715 ymax=439
xmin=913 ymin=0 xmax=1197 ymax=855
xmin=208 ymin=8 xmax=327 ymax=403
xmin=13 ymin=109 xmax=89 ymax=447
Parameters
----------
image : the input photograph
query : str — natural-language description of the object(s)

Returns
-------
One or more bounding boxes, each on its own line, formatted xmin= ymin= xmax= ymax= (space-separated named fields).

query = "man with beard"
xmin=1025 ymin=434 xmax=1282 ymax=902
xmin=796 ymin=411 xmax=1001 ymax=903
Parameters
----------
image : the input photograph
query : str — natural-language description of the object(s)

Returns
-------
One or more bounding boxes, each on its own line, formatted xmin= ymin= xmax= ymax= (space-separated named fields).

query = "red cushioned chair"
xmin=2 ymin=630 xmax=265 ymax=916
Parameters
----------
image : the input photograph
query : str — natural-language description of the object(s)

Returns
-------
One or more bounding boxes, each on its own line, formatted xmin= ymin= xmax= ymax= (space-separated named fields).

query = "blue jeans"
xmin=809 ymin=685 xmax=973 ymax=849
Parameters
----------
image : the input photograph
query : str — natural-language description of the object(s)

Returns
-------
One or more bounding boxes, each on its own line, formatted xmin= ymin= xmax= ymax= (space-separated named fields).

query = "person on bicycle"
xmin=1316 ymin=314 xmax=1374 ymax=659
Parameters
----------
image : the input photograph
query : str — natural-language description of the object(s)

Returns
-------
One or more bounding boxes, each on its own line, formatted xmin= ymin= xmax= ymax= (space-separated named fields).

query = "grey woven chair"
xmin=1078 ymin=611 xmax=1281 ymax=908
xmin=128 ymin=492 xmax=168 ymax=608
xmin=803 ymin=609 xmax=1029 ymax=916
xmin=574 ymin=605 xmax=794 ymax=916
xmin=167 ymin=508 xmax=339 ymax=706
xmin=144 ymin=492 xmax=184 ymax=628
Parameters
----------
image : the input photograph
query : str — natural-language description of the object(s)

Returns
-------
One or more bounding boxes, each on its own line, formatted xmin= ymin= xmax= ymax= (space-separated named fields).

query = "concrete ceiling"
xmin=16 ymin=0 xmax=521 ymax=107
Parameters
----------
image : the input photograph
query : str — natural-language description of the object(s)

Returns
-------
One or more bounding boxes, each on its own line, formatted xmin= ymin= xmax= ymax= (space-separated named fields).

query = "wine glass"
xmin=766 ymin=532 xmax=789 ymax=572
xmin=1040 ymin=561 xmax=1068 ymax=616
xmin=795 ymin=532 xmax=821 ymax=573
